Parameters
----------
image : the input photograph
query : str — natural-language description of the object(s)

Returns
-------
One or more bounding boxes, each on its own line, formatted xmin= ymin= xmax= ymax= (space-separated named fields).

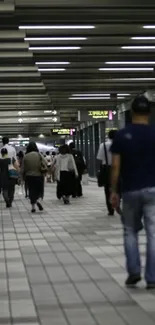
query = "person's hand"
xmin=110 ymin=192 xmax=120 ymax=209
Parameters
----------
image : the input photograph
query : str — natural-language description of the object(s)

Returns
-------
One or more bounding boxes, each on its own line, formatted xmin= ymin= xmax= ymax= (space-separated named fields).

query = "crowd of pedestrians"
xmin=1 ymin=95 xmax=155 ymax=290
xmin=0 ymin=139 xmax=86 ymax=211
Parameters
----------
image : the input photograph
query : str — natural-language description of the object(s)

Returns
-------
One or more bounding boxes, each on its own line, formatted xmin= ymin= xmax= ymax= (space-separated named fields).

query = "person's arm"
xmin=13 ymin=158 xmax=20 ymax=172
xmin=110 ymin=132 xmax=123 ymax=208
xmin=111 ymin=154 xmax=121 ymax=193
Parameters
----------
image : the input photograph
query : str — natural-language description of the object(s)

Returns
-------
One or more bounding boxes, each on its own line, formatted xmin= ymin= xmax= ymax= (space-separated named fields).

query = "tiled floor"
xmin=0 ymin=182 xmax=155 ymax=325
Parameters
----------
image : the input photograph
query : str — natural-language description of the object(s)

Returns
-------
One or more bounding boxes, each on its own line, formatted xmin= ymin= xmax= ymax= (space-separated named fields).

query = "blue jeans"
xmin=122 ymin=187 xmax=155 ymax=283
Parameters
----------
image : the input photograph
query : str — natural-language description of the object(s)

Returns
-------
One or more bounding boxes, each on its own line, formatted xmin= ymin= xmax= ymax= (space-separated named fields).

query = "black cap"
xmin=132 ymin=95 xmax=150 ymax=115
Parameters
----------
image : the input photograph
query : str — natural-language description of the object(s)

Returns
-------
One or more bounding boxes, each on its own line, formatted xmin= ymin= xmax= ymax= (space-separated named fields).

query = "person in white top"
xmin=97 ymin=130 xmax=117 ymax=216
xmin=1 ymin=137 xmax=17 ymax=160
xmin=56 ymin=145 xmax=78 ymax=204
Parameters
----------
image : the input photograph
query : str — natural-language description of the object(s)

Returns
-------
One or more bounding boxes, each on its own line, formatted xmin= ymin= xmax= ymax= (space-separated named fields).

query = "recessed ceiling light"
xmin=38 ymin=68 xmax=66 ymax=71
xmin=72 ymin=93 xmax=110 ymax=96
xmin=131 ymin=36 xmax=155 ymax=40
xmin=29 ymin=46 xmax=81 ymax=50
xmin=99 ymin=67 xmax=153 ymax=71
xmin=25 ymin=37 xmax=87 ymax=41
xmin=36 ymin=61 xmax=70 ymax=65
xmin=106 ymin=61 xmax=155 ymax=65
xmin=143 ymin=25 xmax=155 ymax=29
xmin=122 ymin=46 xmax=155 ymax=49
xmin=69 ymin=97 xmax=111 ymax=100
xmin=19 ymin=25 xmax=95 ymax=30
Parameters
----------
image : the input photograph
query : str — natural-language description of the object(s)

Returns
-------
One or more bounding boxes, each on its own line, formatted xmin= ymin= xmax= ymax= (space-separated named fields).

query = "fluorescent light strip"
xmin=132 ymin=36 xmax=155 ymax=40
xmin=38 ymin=68 xmax=66 ymax=71
xmin=107 ymin=78 xmax=155 ymax=81
xmin=36 ymin=61 xmax=70 ymax=65
xmin=143 ymin=25 xmax=155 ymax=29
xmin=72 ymin=93 xmax=110 ymax=96
xmin=117 ymin=93 xmax=130 ymax=96
xmin=19 ymin=25 xmax=95 ymax=30
xmin=29 ymin=46 xmax=81 ymax=50
xmin=69 ymin=97 xmax=111 ymax=100
xmin=25 ymin=37 xmax=87 ymax=41
xmin=106 ymin=61 xmax=155 ymax=65
xmin=99 ymin=67 xmax=153 ymax=71
xmin=122 ymin=46 xmax=155 ymax=49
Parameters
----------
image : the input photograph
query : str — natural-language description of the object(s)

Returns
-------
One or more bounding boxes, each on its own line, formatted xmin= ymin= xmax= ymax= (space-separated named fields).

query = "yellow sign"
xmin=88 ymin=110 xmax=109 ymax=119
xmin=105 ymin=128 xmax=118 ymax=133
xmin=52 ymin=129 xmax=70 ymax=135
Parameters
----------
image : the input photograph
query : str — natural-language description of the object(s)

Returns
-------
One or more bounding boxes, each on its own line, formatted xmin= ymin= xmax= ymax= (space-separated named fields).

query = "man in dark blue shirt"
xmin=111 ymin=96 xmax=155 ymax=289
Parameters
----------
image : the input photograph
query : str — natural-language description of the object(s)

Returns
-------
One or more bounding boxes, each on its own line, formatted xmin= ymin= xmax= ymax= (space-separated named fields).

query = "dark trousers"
xmin=104 ymin=184 xmax=114 ymax=215
xmin=3 ymin=179 xmax=16 ymax=205
xmin=72 ymin=174 xmax=83 ymax=197
xmin=25 ymin=179 xmax=29 ymax=197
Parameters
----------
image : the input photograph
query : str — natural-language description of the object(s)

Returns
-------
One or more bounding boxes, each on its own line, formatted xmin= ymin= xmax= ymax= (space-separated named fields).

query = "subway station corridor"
xmin=1 ymin=182 xmax=155 ymax=325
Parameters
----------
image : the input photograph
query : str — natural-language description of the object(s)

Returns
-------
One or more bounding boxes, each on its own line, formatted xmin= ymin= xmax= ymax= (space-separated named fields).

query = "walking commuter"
xmin=111 ymin=95 xmax=155 ymax=289
xmin=23 ymin=142 xmax=47 ymax=213
xmin=56 ymin=145 xmax=78 ymax=204
xmin=0 ymin=136 xmax=16 ymax=160
xmin=97 ymin=130 xmax=117 ymax=216
xmin=45 ymin=151 xmax=52 ymax=183
xmin=69 ymin=142 xmax=86 ymax=197
xmin=0 ymin=148 xmax=19 ymax=207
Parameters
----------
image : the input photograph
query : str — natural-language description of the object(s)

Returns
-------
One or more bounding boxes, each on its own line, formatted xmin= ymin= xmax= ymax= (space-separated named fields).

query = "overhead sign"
xmin=51 ymin=128 xmax=76 ymax=136
xmin=78 ymin=110 xmax=117 ymax=121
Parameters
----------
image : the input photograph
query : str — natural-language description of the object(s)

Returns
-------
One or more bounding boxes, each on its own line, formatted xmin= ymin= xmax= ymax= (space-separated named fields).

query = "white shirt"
xmin=56 ymin=154 xmax=78 ymax=180
xmin=97 ymin=140 xmax=112 ymax=165
xmin=0 ymin=144 xmax=17 ymax=160
xmin=45 ymin=155 xmax=52 ymax=167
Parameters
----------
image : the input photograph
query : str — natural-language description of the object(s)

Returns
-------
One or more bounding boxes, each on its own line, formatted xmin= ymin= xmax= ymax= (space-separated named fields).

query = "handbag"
xmin=39 ymin=154 xmax=48 ymax=174
xmin=97 ymin=143 xmax=110 ymax=187
xmin=8 ymin=165 xmax=19 ymax=179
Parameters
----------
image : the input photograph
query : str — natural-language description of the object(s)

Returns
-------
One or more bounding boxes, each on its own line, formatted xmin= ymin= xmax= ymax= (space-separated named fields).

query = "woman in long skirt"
xmin=56 ymin=145 xmax=78 ymax=204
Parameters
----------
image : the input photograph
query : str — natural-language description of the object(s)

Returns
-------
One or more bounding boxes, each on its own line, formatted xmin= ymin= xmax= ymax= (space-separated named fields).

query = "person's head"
xmin=59 ymin=144 xmax=70 ymax=155
xmin=2 ymin=137 xmax=9 ymax=145
xmin=1 ymin=148 xmax=8 ymax=157
xmin=108 ymin=130 xmax=118 ymax=141
xmin=26 ymin=142 xmax=38 ymax=154
xmin=18 ymin=151 xmax=24 ymax=159
xmin=131 ymin=95 xmax=150 ymax=122
xmin=46 ymin=151 xmax=50 ymax=156
xmin=69 ymin=142 xmax=75 ymax=151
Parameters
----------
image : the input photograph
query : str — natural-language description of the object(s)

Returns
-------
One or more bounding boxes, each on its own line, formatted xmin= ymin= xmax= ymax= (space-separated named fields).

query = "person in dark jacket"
xmin=0 ymin=148 xmax=19 ymax=208
xmin=69 ymin=142 xmax=86 ymax=197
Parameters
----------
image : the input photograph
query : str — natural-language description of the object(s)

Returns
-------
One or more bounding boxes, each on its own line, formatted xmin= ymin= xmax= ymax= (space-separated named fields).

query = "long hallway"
xmin=0 ymin=182 xmax=155 ymax=325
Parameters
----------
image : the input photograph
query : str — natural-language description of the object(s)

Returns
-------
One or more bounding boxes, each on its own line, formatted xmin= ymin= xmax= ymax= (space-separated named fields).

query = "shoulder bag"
xmin=39 ymin=154 xmax=48 ymax=174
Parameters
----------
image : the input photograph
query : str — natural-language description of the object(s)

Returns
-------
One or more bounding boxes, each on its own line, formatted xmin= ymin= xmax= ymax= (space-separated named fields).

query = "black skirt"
xmin=58 ymin=171 xmax=75 ymax=197
xmin=26 ymin=175 xmax=44 ymax=204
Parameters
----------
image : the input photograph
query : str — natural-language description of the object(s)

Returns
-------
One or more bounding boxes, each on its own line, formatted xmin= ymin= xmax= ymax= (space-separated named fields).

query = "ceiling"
xmin=1 ymin=0 xmax=155 ymax=136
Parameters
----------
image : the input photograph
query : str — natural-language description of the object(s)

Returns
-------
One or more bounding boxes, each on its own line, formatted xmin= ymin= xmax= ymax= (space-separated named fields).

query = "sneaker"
xmin=31 ymin=209 xmax=36 ymax=213
xmin=125 ymin=274 xmax=141 ymax=287
xmin=146 ymin=283 xmax=155 ymax=290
